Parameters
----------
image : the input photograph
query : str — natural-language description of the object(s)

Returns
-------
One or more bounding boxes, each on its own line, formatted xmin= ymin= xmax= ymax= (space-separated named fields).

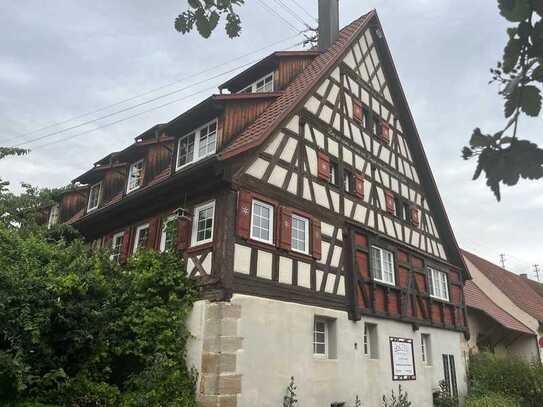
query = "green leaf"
xmin=504 ymin=88 xmax=520 ymax=117
xmin=519 ymin=85 xmax=542 ymax=116
xmin=208 ymin=11 xmax=220 ymax=33
xmin=188 ymin=0 xmax=202 ymax=9
xmin=498 ymin=0 xmax=532 ymax=22
xmin=518 ymin=21 xmax=532 ymax=40
xmin=470 ymin=128 xmax=492 ymax=148
xmin=532 ymin=64 xmax=543 ymax=81
xmin=503 ymin=38 xmax=522 ymax=73
xmin=194 ymin=8 xmax=212 ymax=38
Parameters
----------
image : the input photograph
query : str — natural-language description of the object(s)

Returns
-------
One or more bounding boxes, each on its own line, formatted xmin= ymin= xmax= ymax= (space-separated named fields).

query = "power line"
xmin=31 ymin=41 xmax=305 ymax=150
xmin=499 ymin=253 xmax=506 ymax=269
xmin=2 ymin=33 xmax=303 ymax=145
xmin=271 ymin=0 xmax=311 ymax=28
xmin=287 ymin=0 xmax=317 ymax=23
xmin=255 ymin=0 xmax=303 ymax=33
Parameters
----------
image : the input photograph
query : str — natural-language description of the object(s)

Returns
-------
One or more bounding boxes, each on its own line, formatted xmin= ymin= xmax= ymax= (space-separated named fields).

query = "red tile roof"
xmin=464 ymin=280 xmax=532 ymax=335
xmin=464 ymin=250 xmax=543 ymax=323
xmin=220 ymin=11 xmax=375 ymax=159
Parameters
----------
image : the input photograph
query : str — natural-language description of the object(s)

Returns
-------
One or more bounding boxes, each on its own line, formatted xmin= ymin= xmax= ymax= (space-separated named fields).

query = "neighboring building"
xmin=47 ymin=2 xmax=471 ymax=406
xmin=463 ymin=250 xmax=542 ymax=362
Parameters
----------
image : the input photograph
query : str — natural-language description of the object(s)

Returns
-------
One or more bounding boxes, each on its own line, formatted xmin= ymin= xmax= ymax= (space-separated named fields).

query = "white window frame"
xmin=127 ymin=159 xmax=144 ymax=193
xmin=291 ymin=214 xmax=309 ymax=255
xmin=363 ymin=322 xmax=379 ymax=359
xmin=110 ymin=231 xmax=124 ymax=263
xmin=313 ymin=317 xmax=328 ymax=358
xmin=176 ymin=119 xmax=217 ymax=171
xmin=48 ymin=204 xmax=60 ymax=229
xmin=240 ymin=72 xmax=274 ymax=93
xmin=428 ymin=267 xmax=450 ymax=301
xmin=421 ymin=333 xmax=432 ymax=365
xmin=191 ymin=201 xmax=216 ymax=247
xmin=370 ymin=246 xmax=395 ymax=286
xmin=250 ymin=199 xmax=274 ymax=245
xmin=87 ymin=182 xmax=102 ymax=212
xmin=133 ymin=223 xmax=150 ymax=254
xmin=159 ymin=215 xmax=177 ymax=252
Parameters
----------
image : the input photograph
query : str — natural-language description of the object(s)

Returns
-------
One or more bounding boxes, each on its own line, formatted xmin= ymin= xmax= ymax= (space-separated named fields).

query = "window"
xmin=370 ymin=246 xmax=395 ymax=285
xmin=343 ymin=169 xmax=353 ymax=193
xmin=329 ymin=161 xmax=339 ymax=186
xmin=48 ymin=204 xmax=60 ymax=229
xmin=428 ymin=267 xmax=449 ymax=301
xmin=363 ymin=323 xmax=379 ymax=359
xmin=373 ymin=113 xmax=382 ymax=138
xmin=127 ymin=159 xmax=144 ymax=193
xmin=176 ymin=120 xmax=217 ymax=170
xmin=291 ymin=214 xmax=309 ymax=254
xmin=442 ymin=354 xmax=458 ymax=398
xmin=241 ymin=73 xmax=274 ymax=93
xmin=110 ymin=232 xmax=124 ymax=263
xmin=362 ymin=106 xmax=370 ymax=129
xmin=421 ymin=334 xmax=432 ymax=365
xmin=250 ymin=200 xmax=274 ymax=244
xmin=159 ymin=215 xmax=177 ymax=252
xmin=191 ymin=201 xmax=215 ymax=246
xmin=313 ymin=318 xmax=327 ymax=356
xmin=133 ymin=224 xmax=150 ymax=254
xmin=87 ymin=182 xmax=102 ymax=212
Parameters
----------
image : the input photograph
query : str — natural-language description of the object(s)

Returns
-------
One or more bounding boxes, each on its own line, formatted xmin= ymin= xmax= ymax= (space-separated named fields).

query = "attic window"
xmin=176 ymin=119 xmax=217 ymax=170
xmin=241 ymin=73 xmax=274 ymax=93
xmin=87 ymin=182 xmax=102 ymax=212
xmin=127 ymin=159 xmax=144 ymax=193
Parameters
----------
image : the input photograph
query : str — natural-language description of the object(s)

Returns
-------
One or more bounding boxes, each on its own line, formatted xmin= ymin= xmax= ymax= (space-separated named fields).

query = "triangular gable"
xmin=225 ymin=11 xmax=467 ymax=277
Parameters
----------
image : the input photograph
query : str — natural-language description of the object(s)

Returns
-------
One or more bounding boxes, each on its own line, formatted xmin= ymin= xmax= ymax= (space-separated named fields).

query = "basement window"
xmin=363 ymin=322 xmax=379 ymax=359
xmin=127 ymin=159 xmax=144 ymax=193
xmin=133 ymin=223 xmax=150 ymax=254
xmin=313 ymin=317 xmax=337 ymax=359
xmin=370 ymin=246 xmax=395 ymax=285
xmin=191 ymin=201 xmax=215 ymax=246
xmin=87 ymin=182 xmax=102 ymax=212
xmin=176 ymin=120 xmax=217 ymax=170
xmin=428 ymin=267 xmax=449 ymax=301
xmin=241 ymin=73 xmax=274 ymax=93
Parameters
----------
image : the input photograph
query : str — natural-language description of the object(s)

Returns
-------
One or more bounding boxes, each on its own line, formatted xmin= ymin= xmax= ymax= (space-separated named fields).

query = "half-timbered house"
xmin=48 ymin=2 xmax=470 ymax=405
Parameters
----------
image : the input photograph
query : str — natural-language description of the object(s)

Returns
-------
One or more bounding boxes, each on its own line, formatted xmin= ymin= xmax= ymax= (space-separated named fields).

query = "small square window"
xmin=133 ymin=224 xmax=150 ymax=254
xmin=87 ymin=182 xmax=102 ymax=212
xmin=250 ymin=200 xmax=274 ymax=245
xmin=192 ymin=201 xmax=215 ymax=246
xmin=127 ymin=159 xmax=144 ymax=193
xmin=110 ymin=232 xmax=124 ymax=263
xmin=291 ymin=214 xmax=309 ymax=254
xmin=428 ymin=267 xmax=449 ymax=301
xmin=370 ymin=246 xmax=395 ymax=285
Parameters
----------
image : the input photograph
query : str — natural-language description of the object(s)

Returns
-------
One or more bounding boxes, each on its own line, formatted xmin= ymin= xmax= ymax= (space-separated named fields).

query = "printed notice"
xmin=389 ymin=337 xmax=416 ymax=380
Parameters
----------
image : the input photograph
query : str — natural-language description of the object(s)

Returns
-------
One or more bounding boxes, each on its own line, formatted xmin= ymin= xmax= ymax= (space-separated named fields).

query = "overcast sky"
xmin=0 ymin=1 xmax=540 ymax=278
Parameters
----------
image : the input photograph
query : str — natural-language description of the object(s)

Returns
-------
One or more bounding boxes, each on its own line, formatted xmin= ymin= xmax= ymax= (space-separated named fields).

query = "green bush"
xmin=465 ymin=394 xmax=520 ymax=407
xmin=468 ymin=352 xmax=543 ymax=407
xmin=0 ymin=224 xmax=198 ymax=406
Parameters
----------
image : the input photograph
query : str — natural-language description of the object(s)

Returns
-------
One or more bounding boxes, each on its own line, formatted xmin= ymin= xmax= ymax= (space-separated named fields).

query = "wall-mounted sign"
xmin=389 ymin=337 xmax=416 ymax=381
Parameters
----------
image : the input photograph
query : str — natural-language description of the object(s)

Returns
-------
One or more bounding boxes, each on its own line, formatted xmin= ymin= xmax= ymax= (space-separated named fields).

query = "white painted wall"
xmin=232 ymin=294 xmax=467 ymax=407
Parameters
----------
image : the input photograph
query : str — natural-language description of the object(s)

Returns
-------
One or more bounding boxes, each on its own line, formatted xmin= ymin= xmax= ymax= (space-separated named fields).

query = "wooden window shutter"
xmin=385 ymin=191 xmax=395 ymax=215
xmin=102 ymin=233 xmax=113 ymax=249
xmin=317 ymin=151 xmax=330 ymax=181
xmin=410 ymin=207 xmax=420 ymax=227
xmin=120 ymin=227 xmax=132 ymax=264
xmin=382 ymin=122 xmax=390 ymax=144
xmin=147 ymin=217 xmax=160 ymax=249
xmin=352 ymin=99 xmax=363 ymax=123
xmin=311 ymin=218 xmax=322 ymax=260
xmin=278 ymin=207 xmax=292 ymax=251
xmin=176 ymin=215 xmax=192 ymax=252
xmin=236 ymin=191 xmax=252 ymax=239
xmin=355 ymin=174 xmax=365 ymax=199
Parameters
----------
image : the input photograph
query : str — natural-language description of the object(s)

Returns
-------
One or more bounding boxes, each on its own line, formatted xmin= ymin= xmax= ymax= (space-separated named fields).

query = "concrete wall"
xmin=229 ymin=294 xmax=467 ymax=407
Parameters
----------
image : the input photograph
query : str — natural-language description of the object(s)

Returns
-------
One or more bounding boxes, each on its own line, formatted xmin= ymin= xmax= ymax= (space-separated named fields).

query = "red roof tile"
xmin=464 ymin=280 xmax=532 ymax=335
xmin=220 ymin=11 xmax=375 ymax=159
xmin=464 ymin=250 xmax=543 ymax=323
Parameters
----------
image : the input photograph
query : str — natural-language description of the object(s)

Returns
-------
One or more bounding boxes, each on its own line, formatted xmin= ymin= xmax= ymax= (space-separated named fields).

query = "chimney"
xmin=318 ymin=0 xmax=339 ymax=50
xmin=520 ymin=273 xmax=528 ymax=279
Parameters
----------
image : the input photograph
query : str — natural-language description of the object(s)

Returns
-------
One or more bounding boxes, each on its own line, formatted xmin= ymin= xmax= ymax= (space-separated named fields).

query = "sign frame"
xmin=389 ymin=336 xmax=416 ymax=381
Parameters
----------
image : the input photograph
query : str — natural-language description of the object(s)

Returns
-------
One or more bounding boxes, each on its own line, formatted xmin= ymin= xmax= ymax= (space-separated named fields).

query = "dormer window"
xmin=127 ymin=159 xmax=144 ymax=193
xmin=87 ymin=182 xmax=102 ymax=212
xmin=241 ymin=73 xmax=274 ymax=93
xmin=176 ymin=119 xmax=217 ymax=170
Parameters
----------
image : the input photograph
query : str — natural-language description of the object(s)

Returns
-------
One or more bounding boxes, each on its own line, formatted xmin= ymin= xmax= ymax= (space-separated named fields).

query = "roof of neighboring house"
xmin=464 ymin=280 xmax=533 ymax=335
xmin=464 ymin=250 xmax=543 ymax=323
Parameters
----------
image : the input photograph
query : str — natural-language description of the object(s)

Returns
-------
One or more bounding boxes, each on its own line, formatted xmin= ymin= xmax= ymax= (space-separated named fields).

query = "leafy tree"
xmin=463 ymin=0 xmax=543 ymax=200
xmin=175 ymin=0 xmax=245 ymax=38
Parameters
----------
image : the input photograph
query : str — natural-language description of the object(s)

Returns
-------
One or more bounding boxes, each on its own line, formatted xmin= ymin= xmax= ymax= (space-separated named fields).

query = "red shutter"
xmin=176 ymin=216 xmax=192 ymax=252
xmin=355 ymin=174 xmax=365 ymax=199
xmin=147 ymin=217 xmax=160 ymax=249
xmin=410 ymin=207 xmax=420 ymax=227
xmin=311 ymin=218 xmax=322 ymax=260
xmin=236 ymin=191 xmax=252 ymax=239
xmin=385 ymin=191 xmax=395 ymax=215
xmin=352 ymin=99 xmax=363 ymax=123
xmin=119 ymin=227 xmax=132 ymax=264
xmin=382 ymin=122 xmax=390 ymax=144
xmin=278 ymin=207 xmax=292 ymax=251
xmin=317 ymin=152 xmax=330 ymax=181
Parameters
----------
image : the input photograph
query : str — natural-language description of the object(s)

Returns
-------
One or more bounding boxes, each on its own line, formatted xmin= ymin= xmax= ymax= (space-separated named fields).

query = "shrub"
xmin=468 ymin=352 xmax=543 ymax=407
xmin=381 ymin=385 xmax=411 ymax=407
xmin=465 ymin=394 xmax=520 ymax=407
